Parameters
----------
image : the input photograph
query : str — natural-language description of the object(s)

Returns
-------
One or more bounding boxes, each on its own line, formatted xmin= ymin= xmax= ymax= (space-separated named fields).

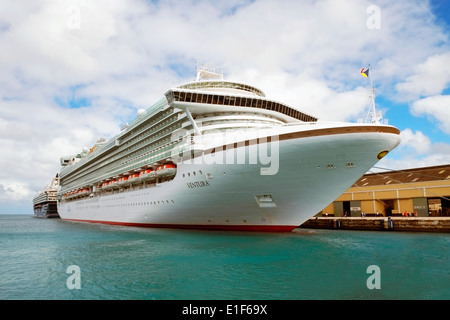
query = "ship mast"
xmin=363 ymin=64 xmax=382 ymax=124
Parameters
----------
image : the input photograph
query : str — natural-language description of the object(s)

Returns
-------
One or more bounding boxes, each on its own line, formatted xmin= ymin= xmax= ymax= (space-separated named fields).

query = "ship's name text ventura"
xmin=187 ymin=181 xmax=211 ymax=189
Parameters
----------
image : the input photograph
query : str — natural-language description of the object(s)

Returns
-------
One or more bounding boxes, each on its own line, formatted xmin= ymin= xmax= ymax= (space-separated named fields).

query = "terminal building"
xmin=320 ymin=164 xmax=450 ymax=217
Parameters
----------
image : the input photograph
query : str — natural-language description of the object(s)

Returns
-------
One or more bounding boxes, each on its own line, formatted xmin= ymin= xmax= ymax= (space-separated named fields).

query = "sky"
xmin=1 ymin=0 xmax=449 ymax=214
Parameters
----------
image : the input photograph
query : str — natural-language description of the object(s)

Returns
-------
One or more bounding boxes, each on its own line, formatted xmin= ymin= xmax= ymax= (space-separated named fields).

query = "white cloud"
xmin=410 ymin=95 xmax=450 ymax=134
xmin=232 ymin=71 xmax=372 ymax=121
xmin=395 ymin=53 xmax=450 ymax=99
xmin=0 ymin=182 xmax=32 ymax=203
xmin=398 ymin=129 xmax=432 ymax=154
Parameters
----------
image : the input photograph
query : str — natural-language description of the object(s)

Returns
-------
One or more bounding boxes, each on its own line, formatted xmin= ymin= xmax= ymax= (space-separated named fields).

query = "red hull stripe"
xmin=62 ymin=218 xmax=297 ymax=232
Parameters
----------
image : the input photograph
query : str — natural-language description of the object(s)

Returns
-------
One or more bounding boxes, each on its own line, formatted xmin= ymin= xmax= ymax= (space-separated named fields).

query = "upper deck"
xmin=165 ymin=87 xmax=317 ymax=123
xmin=169 ymin=65 xmax=318 ymax=123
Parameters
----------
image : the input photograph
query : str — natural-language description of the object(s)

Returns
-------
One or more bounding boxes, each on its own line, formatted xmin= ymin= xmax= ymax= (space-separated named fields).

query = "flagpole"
xmin=368 ymin=64 xmax=374 ymax=91
xmin=366 ymin=64 xmax=379 ymax=124
xmin=370 ymin=64 xmax=376 ymax=123
xmin=359 ymin=64 xmax=384 ymax=124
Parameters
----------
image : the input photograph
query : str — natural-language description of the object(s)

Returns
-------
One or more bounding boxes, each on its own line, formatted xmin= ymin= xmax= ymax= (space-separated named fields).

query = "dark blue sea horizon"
xmin=1 ymin=214 xmax=449 ymax=300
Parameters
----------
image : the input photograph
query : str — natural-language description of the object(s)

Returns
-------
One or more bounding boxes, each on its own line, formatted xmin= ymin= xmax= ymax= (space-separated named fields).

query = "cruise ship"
xmin=33 ymin=174 xmax=59 ymax=218
xmin=56 ymin=66 xmax=401 ymax=232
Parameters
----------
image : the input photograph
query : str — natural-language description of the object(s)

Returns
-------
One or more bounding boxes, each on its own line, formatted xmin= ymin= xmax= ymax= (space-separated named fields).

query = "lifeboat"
xmin=117 ymin=176 xmax=129 ymax=187
xmin=139 ymin=169 xmax=155 ymax=182
xmin=156 ymin=163 xmax=177 ymax=177
xmin=103 ymin=180 xmax=117 ymax=190
xmin=109 ymin=180 xmax=118 ymax=189
xmin=67 ymin=190 xmax=76 ymax=199
xmin=79 ymin=188 xmax=89 ymax=197
xmin=101 ymin=181 xmax=110 ymax=190
xmin=128 ymin=173 xmax=140 ymax=184
xmin=109 ymin=180 xmax=117 ymax=189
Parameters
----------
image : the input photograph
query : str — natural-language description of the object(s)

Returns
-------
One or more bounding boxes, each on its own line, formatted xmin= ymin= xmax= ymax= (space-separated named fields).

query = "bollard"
xmin=383 ymin=218 xmax=394 ymax=230
xmin=333 ymin=219 xmax=341 ymax=229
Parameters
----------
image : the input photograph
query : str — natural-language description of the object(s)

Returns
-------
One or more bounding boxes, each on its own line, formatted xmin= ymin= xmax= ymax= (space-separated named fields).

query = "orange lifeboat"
xmin=118 ymin=176 xmax=129 ymax=187
xmin=156 ymin=163 xmax=177 ymax=177
xmin=109 ymin=180 xmax=117 ymax=189
xmin=103 ymin=180 xmax=117 ymax=190
xmin=79 ymin=188 xmax=89 ymax=197
xmin=128 ymin=173 xmax=140 ymax=184
xmin=139 ymin=169 xmax=155 ymax=182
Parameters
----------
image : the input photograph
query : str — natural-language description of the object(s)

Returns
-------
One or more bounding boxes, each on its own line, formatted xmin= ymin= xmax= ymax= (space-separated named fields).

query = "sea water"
xmin=1 ymin=214 xmax=449 ymax=300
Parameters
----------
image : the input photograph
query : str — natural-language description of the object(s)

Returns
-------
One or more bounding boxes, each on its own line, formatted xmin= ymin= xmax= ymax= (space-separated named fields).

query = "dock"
xmin=299 ymin=217 xmax=450 ymax=233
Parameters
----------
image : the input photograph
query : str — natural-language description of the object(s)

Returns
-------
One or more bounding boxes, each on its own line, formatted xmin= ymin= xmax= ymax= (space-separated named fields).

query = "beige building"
xmin=321 ymin=164 xmax=450 ymax=217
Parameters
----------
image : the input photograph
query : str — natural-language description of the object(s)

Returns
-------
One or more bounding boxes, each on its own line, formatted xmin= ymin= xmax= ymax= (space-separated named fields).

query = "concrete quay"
xmin=299 ymin=217 xmax=450 ymax=233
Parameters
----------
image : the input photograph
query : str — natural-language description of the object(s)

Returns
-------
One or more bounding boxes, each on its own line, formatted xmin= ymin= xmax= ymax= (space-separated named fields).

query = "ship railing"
xmin=60 ymin=98 xmax=169 ymax=177
xmin=281 ymin=121 xmax=319 ymax=127
xmin=357 ymin=118 xmax=389 ymax=125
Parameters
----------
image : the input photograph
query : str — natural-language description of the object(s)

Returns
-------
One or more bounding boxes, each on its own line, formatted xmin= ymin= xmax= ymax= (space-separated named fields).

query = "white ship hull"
xmin=58 ymin=123 xmax=400 ymax=232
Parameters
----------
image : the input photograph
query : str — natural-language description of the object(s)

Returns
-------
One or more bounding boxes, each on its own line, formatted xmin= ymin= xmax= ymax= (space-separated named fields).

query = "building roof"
xmin=353 ymin=164 xmax=450 ymax=187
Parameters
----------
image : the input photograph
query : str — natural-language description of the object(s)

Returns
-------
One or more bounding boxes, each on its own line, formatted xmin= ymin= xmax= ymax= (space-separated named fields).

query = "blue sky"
xmin=0 ymin=0 xmax=449 ymax=214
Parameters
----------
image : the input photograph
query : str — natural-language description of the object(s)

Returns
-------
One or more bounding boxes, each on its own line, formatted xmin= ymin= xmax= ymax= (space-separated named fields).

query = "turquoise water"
xmin=0 ymin=214 xmax=449 ymax=300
